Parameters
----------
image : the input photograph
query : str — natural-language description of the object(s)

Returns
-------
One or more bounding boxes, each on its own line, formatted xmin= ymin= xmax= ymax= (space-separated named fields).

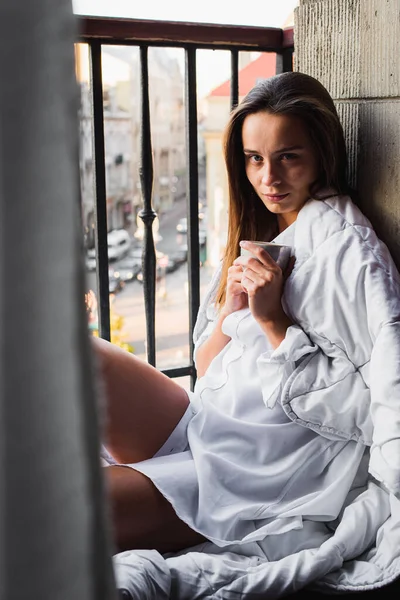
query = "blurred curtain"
xmin=0 ymin=1 xmax=116 ymax=599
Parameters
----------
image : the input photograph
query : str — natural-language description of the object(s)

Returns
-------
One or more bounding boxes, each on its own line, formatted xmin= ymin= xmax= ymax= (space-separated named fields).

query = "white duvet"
xmin=113 ymin=195 xmax=400 ymax=598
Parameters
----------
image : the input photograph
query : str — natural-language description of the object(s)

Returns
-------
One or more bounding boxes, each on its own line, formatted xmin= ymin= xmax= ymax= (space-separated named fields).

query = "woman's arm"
xmin=258 ymin=312 xmax=294 ymax=349
xmin=194 ymin=310 xmax=231 ymax=378
xmin=195 ymin=263 xmax=248 ymax=378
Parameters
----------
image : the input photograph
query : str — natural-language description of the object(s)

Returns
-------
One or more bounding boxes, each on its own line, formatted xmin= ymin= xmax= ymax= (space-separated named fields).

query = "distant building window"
xmin=115 ymin=154 xmax=124 ymax=165
xmin=103 ymin=88 xmax=111 ymax=111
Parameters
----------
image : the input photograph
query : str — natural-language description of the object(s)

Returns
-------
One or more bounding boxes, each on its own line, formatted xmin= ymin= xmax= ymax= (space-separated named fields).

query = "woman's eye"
xmin=249 ymin=154 xmax=263 ymax=163
xmin=280 ymin=153 xmax=298 ymax=161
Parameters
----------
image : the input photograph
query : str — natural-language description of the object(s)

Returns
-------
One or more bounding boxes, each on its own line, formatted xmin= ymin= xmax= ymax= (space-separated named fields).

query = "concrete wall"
xmin=295 ymin=0 xmax=400 ymax=267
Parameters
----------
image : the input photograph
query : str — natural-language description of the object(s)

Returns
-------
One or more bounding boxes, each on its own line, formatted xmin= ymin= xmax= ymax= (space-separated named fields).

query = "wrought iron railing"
xmin=76 ymin=16 xmax=294 ymax=388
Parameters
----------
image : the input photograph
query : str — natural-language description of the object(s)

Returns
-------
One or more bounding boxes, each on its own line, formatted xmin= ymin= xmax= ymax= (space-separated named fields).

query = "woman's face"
xmin=242 ymin=111 xmax=318 ymax=231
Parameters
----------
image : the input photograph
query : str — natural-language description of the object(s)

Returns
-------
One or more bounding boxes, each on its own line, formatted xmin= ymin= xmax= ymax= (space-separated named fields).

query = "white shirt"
xmin=133 ymin=224 xmax=367 ymax=547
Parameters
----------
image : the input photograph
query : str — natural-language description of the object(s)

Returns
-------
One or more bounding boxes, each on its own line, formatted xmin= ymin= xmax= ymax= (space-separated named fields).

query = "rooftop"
xmin=208 ymin=52 xmax=277 ymax=98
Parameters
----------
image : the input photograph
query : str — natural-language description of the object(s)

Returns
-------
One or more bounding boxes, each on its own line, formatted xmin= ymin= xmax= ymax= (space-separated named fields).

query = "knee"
xmin=91 ymin=335 xmax=111 ymax=356
xmin=91 ymin=336 xmax=114 ymax=376
xmin=104 ymin=466 xmax=135 ymax=550
xmin=104 ymin=466 xmax=161 ymax=552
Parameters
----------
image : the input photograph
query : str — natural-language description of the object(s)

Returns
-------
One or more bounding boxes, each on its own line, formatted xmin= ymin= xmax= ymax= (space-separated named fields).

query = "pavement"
xmin=85 ymin=197 xmax=216 ymax=390
xmin=112 ymin=261 xmax=215 ymax=380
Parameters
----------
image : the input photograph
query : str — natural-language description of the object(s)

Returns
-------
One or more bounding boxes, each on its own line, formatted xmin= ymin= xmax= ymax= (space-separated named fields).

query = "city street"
xmin=112 ymin=260 xmax=214 ymax=369
xmin=157 ymin=197 xmax=188 ymax=256
xmin=85 ymin=198 xmax=215 ymax=386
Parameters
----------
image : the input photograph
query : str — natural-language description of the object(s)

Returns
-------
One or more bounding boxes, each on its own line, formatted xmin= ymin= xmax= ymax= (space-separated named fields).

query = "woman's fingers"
xmin=234 ymin=254 xmax=279 ymax=275
xmin=227 ymin=265 xmax=249 ymax=297
xmin=237 ymin=242 xmax=279 ymax=269
xmin=235 ymin=257 xmax=279 ymax=286
xmin=241 ymin=269 xmax=274 ymax=295
xmin=224 ymin=264 xmax=250 ymax=314
xmin=234 ymin=248 xmax=296 ymax=282
xmin=227 ymin=264 xmax=246 ymax=283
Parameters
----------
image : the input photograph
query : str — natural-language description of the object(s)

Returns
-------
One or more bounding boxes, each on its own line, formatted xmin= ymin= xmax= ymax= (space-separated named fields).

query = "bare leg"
xmin=93 ymin=337 xmax=190 ymax=464
xmin=93 ymin=338 xmax=204 ymax=552
xmin=106 ymin=466 xmax=206 ymax=553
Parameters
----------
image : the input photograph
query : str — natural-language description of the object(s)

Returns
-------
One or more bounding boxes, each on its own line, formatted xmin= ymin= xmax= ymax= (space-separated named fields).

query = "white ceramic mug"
xmin=240 ymin=241 xmax=292 ymax=271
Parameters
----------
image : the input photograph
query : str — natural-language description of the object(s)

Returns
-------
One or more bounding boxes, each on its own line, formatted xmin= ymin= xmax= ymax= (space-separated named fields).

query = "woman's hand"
xmin=222 ymin=264 xmax=249 ymax=317
xmin=233 ymin=241 xmax=295 ymax=347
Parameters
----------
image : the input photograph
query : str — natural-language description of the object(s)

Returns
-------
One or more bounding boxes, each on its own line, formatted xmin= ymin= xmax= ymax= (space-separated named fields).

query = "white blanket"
xmin=113 ymin=195 xmax=400 ymax=598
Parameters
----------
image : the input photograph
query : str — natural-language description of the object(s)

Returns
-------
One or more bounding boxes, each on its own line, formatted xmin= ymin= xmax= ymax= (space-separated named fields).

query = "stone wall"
xmin=295 ymin=0 xmax=400 ymax=267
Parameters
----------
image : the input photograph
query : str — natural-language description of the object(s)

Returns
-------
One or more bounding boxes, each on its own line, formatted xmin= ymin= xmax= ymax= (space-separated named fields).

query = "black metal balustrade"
xmin=77 ymin=16 xmax=294 ymax=388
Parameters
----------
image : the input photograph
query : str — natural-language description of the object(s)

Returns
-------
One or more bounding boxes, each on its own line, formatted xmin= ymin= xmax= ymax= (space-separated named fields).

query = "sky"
xmin=73 ymin=0 xmax=299 ymax=28
xmin=73 ymin=0 xmax=299 ymax=97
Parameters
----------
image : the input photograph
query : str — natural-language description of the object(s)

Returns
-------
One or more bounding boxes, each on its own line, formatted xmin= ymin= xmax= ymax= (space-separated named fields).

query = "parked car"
xmin=176 ymin=217 xmax=188 ymax=233
xmin=198 ymin=206 xmax=207 ymax=222
xmin=84 ymin=258 xmax=125 ymax=294
xmin=176 ymin=205 xmax=208 ymax=233
xmin=136 ymin=264 xmax=163 ymax=284
xmin=108 ymin=269 xmax=125 ymax=294
xmin=126 ymin=247 xmax=143 ymax=266
xmin=113 ymin=257 xmax=142 ymax=283
xmin=87 ymin=229 xmax=132 ymax=262
xmin=168 ymin=246 xmax=188 ymax=272
xmin=107 ymin=229 xmax=132 ymax=261
xmin=85 ymin=256 xmax=97 ymax=271
xmin=176 ymin=218 xmax=207 ymax=246
xmin=136 ymin=250 xmax=167 ymax=283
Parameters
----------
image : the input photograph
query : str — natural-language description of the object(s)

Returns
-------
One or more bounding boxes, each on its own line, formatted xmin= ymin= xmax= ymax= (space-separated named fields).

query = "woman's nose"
xmin=261 ymin=161 xmax=281 ymax=186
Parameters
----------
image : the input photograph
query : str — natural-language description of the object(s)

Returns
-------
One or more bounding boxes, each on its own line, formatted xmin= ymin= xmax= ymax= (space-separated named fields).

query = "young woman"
xmin=95 ymin=72 xmax=400 ymax=564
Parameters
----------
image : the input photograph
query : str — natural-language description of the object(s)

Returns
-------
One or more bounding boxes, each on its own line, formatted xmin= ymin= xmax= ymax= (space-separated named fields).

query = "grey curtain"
xmin=0 ymin=1 xmax=116 ymax=599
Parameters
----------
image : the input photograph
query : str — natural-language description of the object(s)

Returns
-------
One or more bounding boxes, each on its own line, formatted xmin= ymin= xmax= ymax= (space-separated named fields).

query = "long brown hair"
xmin=215 ymin=71 xmax=350 ymax=307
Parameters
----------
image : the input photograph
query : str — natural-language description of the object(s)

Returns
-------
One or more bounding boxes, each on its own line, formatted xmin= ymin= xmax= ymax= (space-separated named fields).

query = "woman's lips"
xmin=264 ymin=193 xmax=289 ymax=202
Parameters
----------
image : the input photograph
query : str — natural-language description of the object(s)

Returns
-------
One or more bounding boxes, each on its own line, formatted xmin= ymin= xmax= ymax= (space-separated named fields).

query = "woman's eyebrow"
xmin=243 ymin=145 xmax=305 ymax=154
xmin=274 ymin=145 xmax=304 ymax=153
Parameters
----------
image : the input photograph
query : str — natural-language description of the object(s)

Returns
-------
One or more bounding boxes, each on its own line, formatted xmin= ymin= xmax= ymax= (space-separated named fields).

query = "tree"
xmin=85 ymin=289 xmax=134 ymax=353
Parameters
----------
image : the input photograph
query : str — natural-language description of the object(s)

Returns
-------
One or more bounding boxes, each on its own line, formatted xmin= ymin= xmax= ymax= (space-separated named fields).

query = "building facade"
xmin=75 ymin=44 xmax=186 ymax=250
